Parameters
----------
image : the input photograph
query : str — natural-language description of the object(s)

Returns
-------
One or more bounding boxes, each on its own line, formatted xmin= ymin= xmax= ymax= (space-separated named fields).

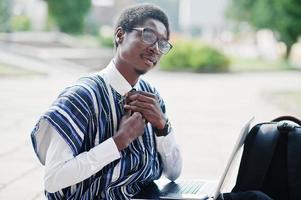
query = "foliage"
xmin=99 ymin=35 xmax=114 ymax=48
xmin=84 ymin=18 xmax=99 ymax=36
xmin=160 ymin=40 xmax=230 ymax=72
xmin=0 ymin=0 xmax=11 ymax=32
xmin=10 ymin=15 xmax=31 ymax=31
xmin=227 ymin=0 xmax=301 ymax=59
xmin=98 ymin=25 xmax=114 ymax=48
xmin=47 ymin=0 xmax=91 ymax=34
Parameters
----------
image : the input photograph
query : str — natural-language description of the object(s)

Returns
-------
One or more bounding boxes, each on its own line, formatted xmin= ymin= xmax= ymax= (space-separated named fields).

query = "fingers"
xmin=131 ymin=112 xmax=143 ymax=119
xmin=131 ymin=112 xmax=146 ymax=123
xmin=127 ymin=91 xmax=157 ymax=104
xmin=125 ymin=91 xmax=154 ymax=109
xmin=124 ymin=105 xmax=147 ymax=117
xmin=136 ymin=91 xmax=156 ymax=98
xmin=125 ymin=91 xmax=158 ymax=114
xmin=124 ymin=91 xmax=162 ymax=127
xmin=115 ymin=112 xmax=145 ymax=150
xmin=124 ymin=91 xmax=161 ymax=124
xmin=122 ymin=111 xmax=143 ymax=121
xmin=130 ymin=112 xmax=146 ymax=130
xmin=120 ymin=112 xmax=145 ymax=130
xmin=123 ymin=107 xmax=132 ymax=117
xmin=125 ymin=100 xmax=152 ymax=111
xmin=120 ymin=107 xmax=132 ymax=123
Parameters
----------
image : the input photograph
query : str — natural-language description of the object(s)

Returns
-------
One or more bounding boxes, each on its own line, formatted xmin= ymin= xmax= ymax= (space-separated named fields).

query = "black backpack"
xmin=232 ymin=116 xmax=301 ymax=200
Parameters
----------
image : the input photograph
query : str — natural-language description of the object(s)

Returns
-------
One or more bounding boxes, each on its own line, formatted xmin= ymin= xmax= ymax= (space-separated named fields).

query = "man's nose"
xmin=149 ymin=41 xmax=160 ymax=54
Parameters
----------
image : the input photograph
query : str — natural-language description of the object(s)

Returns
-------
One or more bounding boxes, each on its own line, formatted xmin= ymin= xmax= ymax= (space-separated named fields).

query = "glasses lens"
xmin=158 ymin=40 xmax=172 ymax=54
xmin=139 ymin=28 xmax=172 ymax=54
xmin=142 ymin=28 xmax=157 ymax=44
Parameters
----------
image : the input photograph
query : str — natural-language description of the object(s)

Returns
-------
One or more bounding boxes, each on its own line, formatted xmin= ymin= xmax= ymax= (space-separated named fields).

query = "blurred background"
xmin=0 ymin=0 xmax=300 ymax=199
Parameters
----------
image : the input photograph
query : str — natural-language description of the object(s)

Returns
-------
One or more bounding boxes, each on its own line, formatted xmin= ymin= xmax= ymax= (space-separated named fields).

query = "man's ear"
xmin=115 ymin=27 xmax=125 ymax=44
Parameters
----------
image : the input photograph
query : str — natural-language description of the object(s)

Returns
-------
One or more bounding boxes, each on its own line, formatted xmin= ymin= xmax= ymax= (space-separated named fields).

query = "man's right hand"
xmin=113 ymin=112 xmax=145 ymax=151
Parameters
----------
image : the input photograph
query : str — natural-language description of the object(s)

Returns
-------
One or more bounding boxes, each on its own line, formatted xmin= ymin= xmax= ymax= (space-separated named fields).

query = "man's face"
xmin=117 ymin=18 xmax=168 ymax=75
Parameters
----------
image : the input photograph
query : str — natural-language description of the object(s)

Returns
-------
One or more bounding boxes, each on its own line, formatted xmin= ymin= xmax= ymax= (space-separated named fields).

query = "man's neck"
xmin=113 ymin=57 xmax=139 ymax=87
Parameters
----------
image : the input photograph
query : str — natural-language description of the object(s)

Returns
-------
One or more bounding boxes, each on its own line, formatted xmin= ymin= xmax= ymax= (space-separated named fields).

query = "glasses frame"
xmin=132 ymin=27 xmax=172 ymax=54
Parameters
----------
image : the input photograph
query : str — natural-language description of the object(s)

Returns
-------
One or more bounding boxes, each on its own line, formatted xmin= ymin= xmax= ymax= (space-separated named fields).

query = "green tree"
xmin=0 ymin=0 xmax=11 ymax=32
xmin=47 ymin=0 xmax=91 ymax=34
xmin=227 ymin=0 xmax=301 ymax=60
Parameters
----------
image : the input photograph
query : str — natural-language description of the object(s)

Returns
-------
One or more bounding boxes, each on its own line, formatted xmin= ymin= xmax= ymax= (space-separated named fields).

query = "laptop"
xmin=133 ymin=117 xmax=254 ymax=200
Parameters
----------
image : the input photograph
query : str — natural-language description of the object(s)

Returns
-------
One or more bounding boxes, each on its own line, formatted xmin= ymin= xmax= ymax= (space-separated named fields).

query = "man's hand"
xmin=124 ymin=91 xmax=166 ymax=130
xmin=113 ymin=112 xmax=145 ymax=151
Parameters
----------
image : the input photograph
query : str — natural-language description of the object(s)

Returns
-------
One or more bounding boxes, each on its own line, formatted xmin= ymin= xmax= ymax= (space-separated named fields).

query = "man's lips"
xmin=142 ymin=55 xmax=157 ymax=65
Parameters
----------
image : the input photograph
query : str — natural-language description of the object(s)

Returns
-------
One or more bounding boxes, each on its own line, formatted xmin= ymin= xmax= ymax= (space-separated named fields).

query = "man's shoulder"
xmin=139 ymin=78 xmax=156 ymax=92
xmin=59 ymin=74 xmax=107 ymax=98
xmin=78 ymin=73 xmax=106 ymax=87
xmin=74 ymin=73 xmax=108 ymax=92
xmin=139 ymin=78 xmax=162 ymax=96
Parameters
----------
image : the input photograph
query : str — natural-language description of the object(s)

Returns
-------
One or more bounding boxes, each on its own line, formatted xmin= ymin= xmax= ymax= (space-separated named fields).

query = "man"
xmin=31 ymin=3 xmax=273 ymax=200
xmin=31 ymin=4 xmax=182 ymax=200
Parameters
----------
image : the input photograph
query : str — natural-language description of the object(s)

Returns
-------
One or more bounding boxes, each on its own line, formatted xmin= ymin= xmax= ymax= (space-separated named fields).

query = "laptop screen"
xmin=212 ymin=117 xmax=254 ymax=199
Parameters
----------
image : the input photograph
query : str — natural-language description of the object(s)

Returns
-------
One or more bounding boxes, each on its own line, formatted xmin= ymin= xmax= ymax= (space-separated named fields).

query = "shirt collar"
xmin=101 ymin=60 xmax=140 ymax=96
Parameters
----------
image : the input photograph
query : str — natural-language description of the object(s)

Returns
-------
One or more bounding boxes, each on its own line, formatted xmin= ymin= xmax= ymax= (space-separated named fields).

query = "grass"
xmin=263 ymin=90 xmax=301 ymax=116
xmin=229 ymin=57 xmax=293 ymax=72
xmin=0 ymin=63 xmax=41 ymax=76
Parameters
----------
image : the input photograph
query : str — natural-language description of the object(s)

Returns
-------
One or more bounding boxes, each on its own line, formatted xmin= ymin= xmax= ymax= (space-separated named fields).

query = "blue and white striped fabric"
xmin=31 ymin=73 xmax=166 ymax=200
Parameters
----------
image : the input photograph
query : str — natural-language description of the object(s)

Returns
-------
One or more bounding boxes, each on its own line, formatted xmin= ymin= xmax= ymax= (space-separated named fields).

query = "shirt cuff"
xmin=155 ymin=130 xmax=177 ymax=156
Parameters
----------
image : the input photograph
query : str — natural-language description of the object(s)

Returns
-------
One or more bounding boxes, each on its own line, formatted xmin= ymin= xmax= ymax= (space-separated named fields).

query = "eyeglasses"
xmin=132 ymin=27 xmax=172 ymax=54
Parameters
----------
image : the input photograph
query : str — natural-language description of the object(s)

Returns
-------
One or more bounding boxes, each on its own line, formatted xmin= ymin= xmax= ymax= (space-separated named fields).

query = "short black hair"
xmin=114 ymin=3 xmax=170 ymax=48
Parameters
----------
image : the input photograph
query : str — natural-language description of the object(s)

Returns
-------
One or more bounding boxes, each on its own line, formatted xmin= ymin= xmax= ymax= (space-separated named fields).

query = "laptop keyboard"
xmin=174 ymin=181 xmax=205 ymax=194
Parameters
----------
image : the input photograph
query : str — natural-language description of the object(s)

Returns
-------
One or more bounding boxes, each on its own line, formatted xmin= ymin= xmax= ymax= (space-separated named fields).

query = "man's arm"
xmin=40 ymin=119 xmax=120 ymax=193
xmin=155 ymin=130 xmax=182 ymax=181
xmin=41 ymin=111 xmax=145 ymax=193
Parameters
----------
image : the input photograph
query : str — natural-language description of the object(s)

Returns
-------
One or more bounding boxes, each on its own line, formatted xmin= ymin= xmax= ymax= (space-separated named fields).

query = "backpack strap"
xmin=233 ymin=123 xmax=280 ymax=191
xmin=287 ymin=122 xmax=301 ymax=199
xmin=273 ymin=116 xmax=301 ymax=199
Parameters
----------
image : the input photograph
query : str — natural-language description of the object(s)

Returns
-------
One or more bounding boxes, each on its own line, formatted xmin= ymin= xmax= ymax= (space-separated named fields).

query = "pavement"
xmin=0 ymin=34 xmax=301 ymax=200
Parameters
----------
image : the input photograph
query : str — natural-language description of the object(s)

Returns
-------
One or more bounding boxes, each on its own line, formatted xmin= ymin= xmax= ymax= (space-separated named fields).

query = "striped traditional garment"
xmin=31 ymin=73 xmax=165 ymax=200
